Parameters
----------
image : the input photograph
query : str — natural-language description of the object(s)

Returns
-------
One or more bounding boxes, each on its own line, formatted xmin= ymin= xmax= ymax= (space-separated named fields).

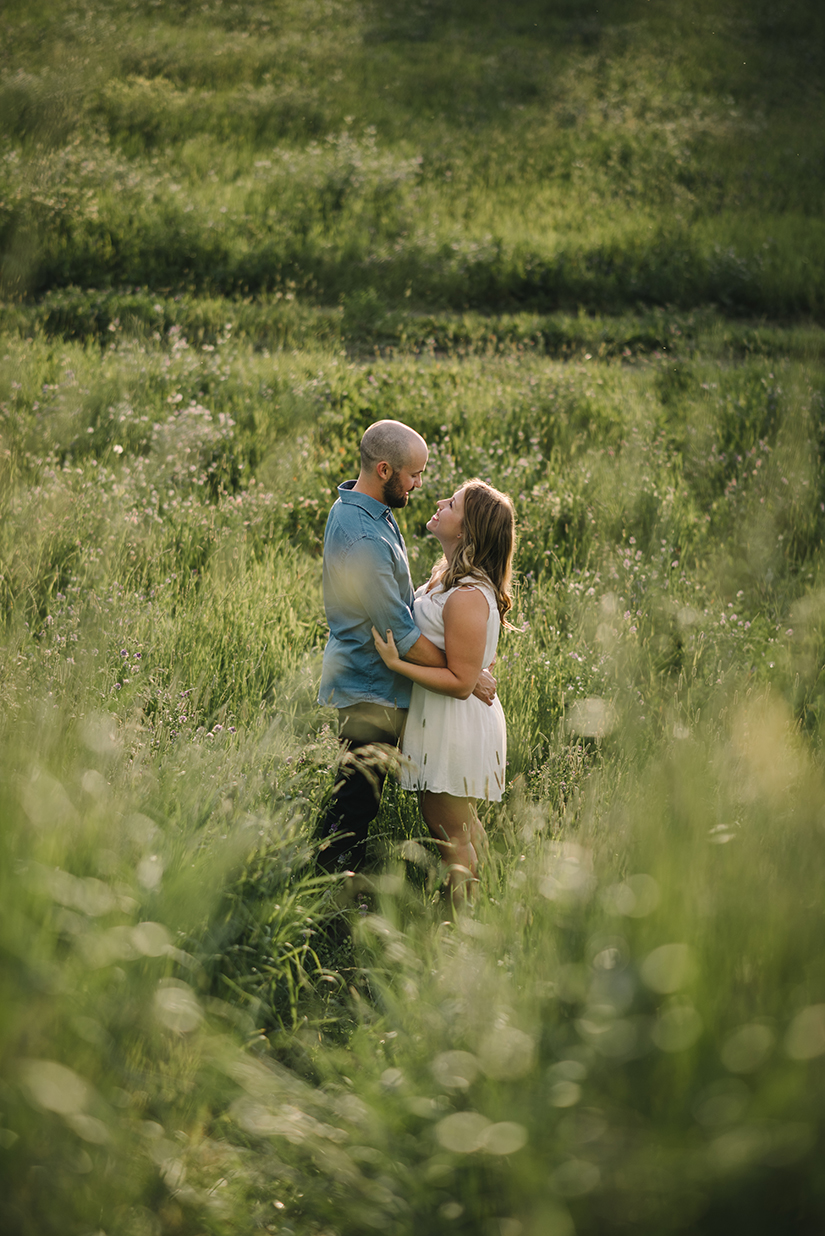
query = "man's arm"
xmin=344 ymin=535 xmax=422 ymax=658
xmin=404 ymin=633 xmax=447 ymax=668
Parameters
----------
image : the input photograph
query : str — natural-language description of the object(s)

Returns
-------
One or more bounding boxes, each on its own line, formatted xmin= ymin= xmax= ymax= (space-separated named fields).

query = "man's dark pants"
xmin=315 ymin=702 xmax=406 ymax=873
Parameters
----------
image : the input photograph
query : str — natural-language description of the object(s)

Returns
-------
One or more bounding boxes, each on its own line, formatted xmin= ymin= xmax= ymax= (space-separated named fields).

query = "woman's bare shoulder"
xmin=443 ymin=584 xmax=490 ymax=622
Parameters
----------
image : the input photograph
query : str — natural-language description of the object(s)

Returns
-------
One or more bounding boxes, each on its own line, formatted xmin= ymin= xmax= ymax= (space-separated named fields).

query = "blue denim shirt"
xmin=318 ymin=481 xmax=421 ymax=709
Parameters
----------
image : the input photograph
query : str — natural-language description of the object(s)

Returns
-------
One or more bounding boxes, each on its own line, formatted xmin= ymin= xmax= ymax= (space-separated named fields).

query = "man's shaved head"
xmin=360 ymin=420 xmax=427 ymax=474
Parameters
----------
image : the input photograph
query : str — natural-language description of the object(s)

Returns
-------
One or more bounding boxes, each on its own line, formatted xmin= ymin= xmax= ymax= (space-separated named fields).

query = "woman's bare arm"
xmin=404 ymin=632 xmax=447 ymax=667
xmin=372 ymin=588 xmax=489 ymax=700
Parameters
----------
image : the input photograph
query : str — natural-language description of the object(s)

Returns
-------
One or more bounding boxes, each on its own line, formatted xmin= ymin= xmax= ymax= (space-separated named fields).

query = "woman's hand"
xmin=372 ymin=625 xmax=402 ymax=670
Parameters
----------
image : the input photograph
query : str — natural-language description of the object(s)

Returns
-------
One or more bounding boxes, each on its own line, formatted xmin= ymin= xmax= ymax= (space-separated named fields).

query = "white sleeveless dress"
xmin=399 ymin=575 xmax=507 ymax=800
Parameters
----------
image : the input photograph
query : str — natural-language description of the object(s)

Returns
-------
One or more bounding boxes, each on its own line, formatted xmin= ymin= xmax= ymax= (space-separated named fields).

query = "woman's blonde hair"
xmin=434 ymin=479 xmax=516 ymax=625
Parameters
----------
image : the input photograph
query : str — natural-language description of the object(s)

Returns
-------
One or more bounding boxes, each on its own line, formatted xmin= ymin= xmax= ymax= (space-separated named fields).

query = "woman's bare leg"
xmin=421 ymin=791 xmax=481 ymax=906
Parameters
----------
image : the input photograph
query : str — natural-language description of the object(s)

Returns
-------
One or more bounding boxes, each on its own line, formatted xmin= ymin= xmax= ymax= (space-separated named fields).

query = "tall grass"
xmin=2 ymin=0 xmax=825 ymax=1232
xmin=2 ymin=0 xmax=824 ymax=313
xmin=2 ymin=305 xmax=825 ymax=1231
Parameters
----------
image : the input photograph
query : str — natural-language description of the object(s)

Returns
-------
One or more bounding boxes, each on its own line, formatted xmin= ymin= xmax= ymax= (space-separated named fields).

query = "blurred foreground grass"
xmin=6 ymin=690 xmax=825 ymax=1236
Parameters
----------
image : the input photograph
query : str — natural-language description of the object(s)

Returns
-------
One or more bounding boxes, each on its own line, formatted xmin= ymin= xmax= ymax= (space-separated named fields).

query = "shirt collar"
xmin=338 ymin=479 xmax=392 ymax=520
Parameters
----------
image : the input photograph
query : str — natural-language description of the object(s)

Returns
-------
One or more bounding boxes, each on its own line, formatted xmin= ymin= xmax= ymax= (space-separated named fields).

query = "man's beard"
xmin=381 ymin=469 xmax=408 ymax=508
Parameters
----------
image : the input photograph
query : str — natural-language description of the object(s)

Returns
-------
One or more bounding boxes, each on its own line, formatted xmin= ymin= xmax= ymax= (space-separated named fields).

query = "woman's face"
xmin=427 ymin=485 xmax=466 ymax=551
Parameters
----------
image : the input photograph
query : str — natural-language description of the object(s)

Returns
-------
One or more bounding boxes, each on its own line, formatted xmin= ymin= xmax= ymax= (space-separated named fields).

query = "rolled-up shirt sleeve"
xmin=343 ymin=533 xmax=420 ymax=657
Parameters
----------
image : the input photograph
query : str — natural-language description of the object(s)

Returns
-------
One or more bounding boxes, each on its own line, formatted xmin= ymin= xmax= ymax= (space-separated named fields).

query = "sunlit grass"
xmin=2 ymin=0 xmax=825 ymax=1231
xmin=2 ymin=0 xmax=824 ymax=310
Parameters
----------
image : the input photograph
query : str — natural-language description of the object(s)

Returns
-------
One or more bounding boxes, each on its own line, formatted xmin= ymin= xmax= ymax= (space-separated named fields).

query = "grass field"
xmin=2 ymin=1 xmax=825 ymax=1233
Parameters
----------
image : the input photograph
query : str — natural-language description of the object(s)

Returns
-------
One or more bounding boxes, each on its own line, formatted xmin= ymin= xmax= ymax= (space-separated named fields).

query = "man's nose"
xmin=413 ymin=475 xmax=422 ymax=488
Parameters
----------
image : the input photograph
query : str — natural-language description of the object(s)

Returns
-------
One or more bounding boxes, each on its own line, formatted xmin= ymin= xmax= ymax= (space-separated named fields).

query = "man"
xmin=316 ymin=418 xmax=495 ymax=874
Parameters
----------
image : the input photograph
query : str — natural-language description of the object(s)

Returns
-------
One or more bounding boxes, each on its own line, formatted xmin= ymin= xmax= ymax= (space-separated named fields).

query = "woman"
xmin=372 ymin=478 xmax=515 ymax=903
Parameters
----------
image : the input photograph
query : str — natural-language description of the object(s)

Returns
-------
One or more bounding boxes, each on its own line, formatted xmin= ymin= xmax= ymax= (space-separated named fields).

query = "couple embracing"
xmin=315 ymin=419 xmax=515 ymax=903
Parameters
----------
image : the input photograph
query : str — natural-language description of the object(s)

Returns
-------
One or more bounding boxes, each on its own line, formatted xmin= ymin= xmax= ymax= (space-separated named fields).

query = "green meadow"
xmin=2 ymin=1 xmax=825 ymax=1233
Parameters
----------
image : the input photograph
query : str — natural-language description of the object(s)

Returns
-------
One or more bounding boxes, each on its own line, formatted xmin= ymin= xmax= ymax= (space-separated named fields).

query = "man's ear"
xmin=375 ymin=460 xmax=393 ymax=480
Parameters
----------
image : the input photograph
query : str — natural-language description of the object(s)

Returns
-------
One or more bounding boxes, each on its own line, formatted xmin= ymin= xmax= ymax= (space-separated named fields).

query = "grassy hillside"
xmin=2 ymin=0 xmax=824 ymax=316
xmin=2 ymin=3 xmax=825 ymax=1235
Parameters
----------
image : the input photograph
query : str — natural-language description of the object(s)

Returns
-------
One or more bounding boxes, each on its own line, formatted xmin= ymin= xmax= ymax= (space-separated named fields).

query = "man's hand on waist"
xmin=472 ymin=667 xmax=497 ymax=706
